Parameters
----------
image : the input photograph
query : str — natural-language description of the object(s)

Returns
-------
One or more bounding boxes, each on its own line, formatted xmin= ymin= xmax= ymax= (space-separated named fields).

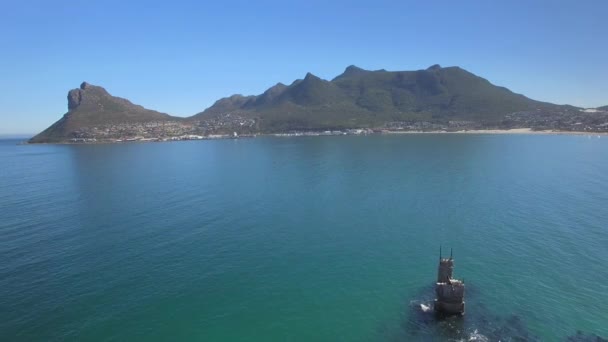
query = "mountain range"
xmin=29 ymin=65 xmax=607 ymax=143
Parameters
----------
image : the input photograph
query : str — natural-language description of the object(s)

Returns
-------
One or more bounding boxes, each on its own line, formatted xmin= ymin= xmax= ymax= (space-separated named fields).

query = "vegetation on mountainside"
xmin=30 ymin=82 xmax=177 ymax=143
xmin=192 ymin=64 xmax=559 ymax=132
xmin=31 ymin=65 xmax=595 ymax=142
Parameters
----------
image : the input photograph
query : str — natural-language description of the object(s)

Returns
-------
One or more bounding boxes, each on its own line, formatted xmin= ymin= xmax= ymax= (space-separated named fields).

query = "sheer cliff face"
xmin=29 ymin=82 xmax=175 ymax=143
xmin=67 ymin=86 xmax=84 ymax=110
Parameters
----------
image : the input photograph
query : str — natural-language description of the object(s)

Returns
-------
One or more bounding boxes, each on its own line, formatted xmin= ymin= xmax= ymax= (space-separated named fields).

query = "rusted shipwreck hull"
xmin=434 ymin=248 xmax=465 ymax=315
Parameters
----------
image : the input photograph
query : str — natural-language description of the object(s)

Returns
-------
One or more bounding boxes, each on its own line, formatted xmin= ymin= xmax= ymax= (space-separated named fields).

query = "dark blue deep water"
xmin=1 ymin=135 xmax=607 ymax=341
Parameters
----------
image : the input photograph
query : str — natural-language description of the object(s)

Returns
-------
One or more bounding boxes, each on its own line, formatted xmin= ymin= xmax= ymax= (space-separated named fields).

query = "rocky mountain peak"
xmin=344 ymin=65 xmax=364 ymax=73
xmin=332 ymin=65 xmax=368 ymax=81
xmin=67 ymin=82 xmax=112 ymax=110
xmin=304 ymin=72 xmax=318 ymax=81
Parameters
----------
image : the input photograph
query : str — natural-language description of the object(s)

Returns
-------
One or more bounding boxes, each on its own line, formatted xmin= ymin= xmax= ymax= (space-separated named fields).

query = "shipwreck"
xmin=434 ymin=247 xmax=465 ymax=315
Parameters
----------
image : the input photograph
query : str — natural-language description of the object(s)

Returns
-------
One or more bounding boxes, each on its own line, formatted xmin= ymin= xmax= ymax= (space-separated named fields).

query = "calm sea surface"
xmin=1 ymin=135 xmax=607 ymax=341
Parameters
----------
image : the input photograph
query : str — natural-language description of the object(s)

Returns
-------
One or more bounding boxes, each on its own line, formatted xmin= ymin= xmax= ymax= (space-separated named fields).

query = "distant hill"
xmin=598 ymin=106 xmax=608 ymax=111
xmin=29 ymin=82 xmax=177 ymax=143
xmin=32 ymin=65 xmax=599 ymax=143
xmin=191 ymin=64 xmax=562 ymax=131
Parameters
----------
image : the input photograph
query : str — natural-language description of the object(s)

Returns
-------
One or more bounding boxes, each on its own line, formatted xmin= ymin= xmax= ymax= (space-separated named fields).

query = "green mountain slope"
xmin=192 ymin=64 xmax=559 ymax=131
xmin=32 ymin=65 xmax=591 ymax=142
xmin=30 ymin=82 xmax=176 ymax=143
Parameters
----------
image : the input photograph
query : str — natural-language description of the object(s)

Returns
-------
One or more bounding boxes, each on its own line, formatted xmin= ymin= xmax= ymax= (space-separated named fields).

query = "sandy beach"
xmin=384 ymin=128 xmax=608 ymax=135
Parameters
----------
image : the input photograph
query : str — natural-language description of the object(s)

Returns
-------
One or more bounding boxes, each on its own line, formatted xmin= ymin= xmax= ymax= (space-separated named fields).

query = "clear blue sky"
xmin=1 ymin=0 xmax=606 ymax=134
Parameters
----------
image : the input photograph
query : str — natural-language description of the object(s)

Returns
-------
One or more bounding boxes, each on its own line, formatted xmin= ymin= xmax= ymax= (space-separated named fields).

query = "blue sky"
xmin=1 ymin=0 xmax=606 ymax=134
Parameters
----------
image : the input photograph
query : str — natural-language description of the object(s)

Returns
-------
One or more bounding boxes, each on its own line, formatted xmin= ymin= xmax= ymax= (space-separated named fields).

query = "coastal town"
xmin=503 ymin=108 xmax=608 ymax=132
xmin=67 ymin=113 xmax=258 ymax=143
xmin=382 ymin=108 xmax=608 ymax=133
xmin=64 ymin=108 xmax=608 ymax=143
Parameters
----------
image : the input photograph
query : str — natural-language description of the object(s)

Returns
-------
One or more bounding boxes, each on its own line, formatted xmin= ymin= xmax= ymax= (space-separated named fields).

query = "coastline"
xmin=21 ymin=128 xmax=608 ymax=145
xmin=381 ymin=128 xmax=608 ymax=135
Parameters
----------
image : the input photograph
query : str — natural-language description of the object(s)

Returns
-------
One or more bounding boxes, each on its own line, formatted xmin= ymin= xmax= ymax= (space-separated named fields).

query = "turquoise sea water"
xmin=0 ymin=135 xmax=607 ymax=341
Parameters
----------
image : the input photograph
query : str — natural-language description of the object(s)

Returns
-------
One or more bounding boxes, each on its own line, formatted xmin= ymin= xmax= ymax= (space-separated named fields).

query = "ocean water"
xmin=0 ymin=135 xmax=607 ymax=341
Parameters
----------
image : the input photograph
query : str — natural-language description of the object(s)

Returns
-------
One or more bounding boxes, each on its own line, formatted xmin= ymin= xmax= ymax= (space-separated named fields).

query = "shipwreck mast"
xmin=434 ymin=247 xmax=465 ymax=315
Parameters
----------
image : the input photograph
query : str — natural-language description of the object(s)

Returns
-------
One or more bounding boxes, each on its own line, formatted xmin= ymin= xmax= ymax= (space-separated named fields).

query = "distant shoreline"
xmin=19 ymin=128 xmax=608 ymax=145
xmin=381 ymin=128 xmax=608 ymax=135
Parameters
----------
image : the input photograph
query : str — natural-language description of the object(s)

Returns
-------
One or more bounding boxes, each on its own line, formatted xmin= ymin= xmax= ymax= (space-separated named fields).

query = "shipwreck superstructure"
xmin=434 ymin=247 xmax=465 ymax=315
